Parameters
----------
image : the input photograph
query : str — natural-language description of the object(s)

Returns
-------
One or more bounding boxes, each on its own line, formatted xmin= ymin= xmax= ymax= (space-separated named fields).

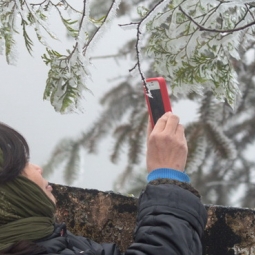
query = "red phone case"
xmin=144 ymin=77 xmax=172 ymax=127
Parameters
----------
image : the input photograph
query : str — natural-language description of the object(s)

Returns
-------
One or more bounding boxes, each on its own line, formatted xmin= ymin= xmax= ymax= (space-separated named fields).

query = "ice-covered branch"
xmin=2 ymin=0 xmax=255 ymax=113
xmin=142 ymin=0 xmax=255 ymax=107
xmin=1 ymin=0 xmax=122 ymax=113
xmin=179 ymin=5 xmax=255 ymax=33
xmin=83 ymin=0 xmax=121 ymax=55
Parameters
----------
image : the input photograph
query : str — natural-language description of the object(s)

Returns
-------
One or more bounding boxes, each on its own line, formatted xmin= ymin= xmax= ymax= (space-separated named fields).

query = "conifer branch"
xmin=179 ymin=5 xmax=255 ymax=33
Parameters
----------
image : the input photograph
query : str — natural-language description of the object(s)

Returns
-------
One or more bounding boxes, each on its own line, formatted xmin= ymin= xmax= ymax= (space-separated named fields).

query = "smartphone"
xmin=144 ymin=77 xmax=172 ymax=127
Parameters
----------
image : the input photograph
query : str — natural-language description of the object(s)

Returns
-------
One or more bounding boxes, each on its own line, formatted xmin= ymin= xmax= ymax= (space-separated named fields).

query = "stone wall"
xmin=52 ymin=184 xmax=255 ymax=255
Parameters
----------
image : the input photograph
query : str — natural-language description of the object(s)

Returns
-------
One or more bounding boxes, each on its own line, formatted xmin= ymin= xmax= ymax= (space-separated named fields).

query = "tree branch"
xmin=82 ymin=0 xmax=119 ymax=55
xmin=179 ymin=5 xmax=255 ymax=33
xmin=120 ymin=0 xmax=168 ymax=92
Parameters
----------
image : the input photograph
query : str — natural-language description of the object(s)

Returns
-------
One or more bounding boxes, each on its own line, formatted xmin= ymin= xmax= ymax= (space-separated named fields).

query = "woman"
xmin=0 ymin=112 xmax=207 ymax=255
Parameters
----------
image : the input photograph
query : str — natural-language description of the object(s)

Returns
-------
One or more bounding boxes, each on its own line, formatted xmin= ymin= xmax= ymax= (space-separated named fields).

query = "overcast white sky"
xmin=0 ymin=9 xmax=198 ymax=192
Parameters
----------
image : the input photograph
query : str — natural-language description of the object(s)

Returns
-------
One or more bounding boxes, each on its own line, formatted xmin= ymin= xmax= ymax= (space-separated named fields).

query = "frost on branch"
xmin=144 ymin=0 xmax=255 ymax=108
xmin=0 ymin=0 xmax=121 ymax=113
xmin=42 ymin=47 xmax=90 ymax=113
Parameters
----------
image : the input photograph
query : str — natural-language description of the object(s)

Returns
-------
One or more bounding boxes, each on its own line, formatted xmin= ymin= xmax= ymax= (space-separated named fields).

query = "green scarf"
xmin=0 ymin=175 xmax=56 ymax=251
xmin=0 ymin=148 xmax=3 ymax=171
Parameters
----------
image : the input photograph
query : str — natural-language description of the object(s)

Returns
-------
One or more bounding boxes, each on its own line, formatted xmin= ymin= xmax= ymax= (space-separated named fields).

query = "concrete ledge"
xmin=204 ymin=205 xmax=255 ymax=255
xmin=52 ymin=184 xmax=255 ymax=255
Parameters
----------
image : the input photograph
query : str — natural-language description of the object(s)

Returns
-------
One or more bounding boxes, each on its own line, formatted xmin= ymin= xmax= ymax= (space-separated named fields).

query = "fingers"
xmin=165 ymin=113 xmax=180 ymax=135
xmin=146 ymin=112 xmax=188 ymax=173
xmin=152 ymin=112 xmax=171 ymax=133
xmin=175 ymin=124 xmax=188 ymax=151
xmin=175 ymin=124 xmax=185 ymax=139
xmin=153 ymin=112 xmax=180 ymax=134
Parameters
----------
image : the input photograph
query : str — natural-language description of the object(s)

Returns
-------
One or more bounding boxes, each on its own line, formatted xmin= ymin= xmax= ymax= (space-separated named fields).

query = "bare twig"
xmin=121 ymin=0 xmax=167 ymax=92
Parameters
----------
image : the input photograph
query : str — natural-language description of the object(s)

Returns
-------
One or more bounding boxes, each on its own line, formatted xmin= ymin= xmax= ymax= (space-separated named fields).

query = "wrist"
xmin=147 ymin=163 xmax=185 ymax=174
xmin=147 ymin=168 xmax=190 ymax=183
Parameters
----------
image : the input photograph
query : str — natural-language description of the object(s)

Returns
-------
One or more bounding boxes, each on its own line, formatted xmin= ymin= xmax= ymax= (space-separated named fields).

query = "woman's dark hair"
xmin=0 ymin=122 xmax=30 ymax=184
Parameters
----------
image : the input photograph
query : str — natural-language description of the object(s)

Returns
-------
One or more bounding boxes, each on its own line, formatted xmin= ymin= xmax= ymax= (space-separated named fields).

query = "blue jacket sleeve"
xmin=125 ymin=183 xmax=207 ymax=255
